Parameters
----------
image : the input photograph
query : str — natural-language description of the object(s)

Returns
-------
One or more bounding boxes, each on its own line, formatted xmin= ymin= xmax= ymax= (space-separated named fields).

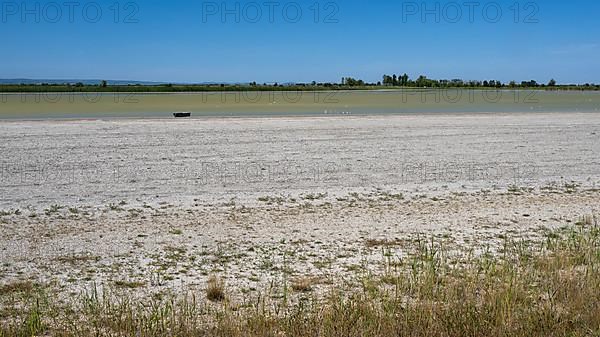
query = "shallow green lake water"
xmin=0 ymin=89 xmax=598 ymax=119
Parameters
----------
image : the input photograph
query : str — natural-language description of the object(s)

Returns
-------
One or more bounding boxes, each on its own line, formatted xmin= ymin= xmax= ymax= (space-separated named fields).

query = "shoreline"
xmin=1 ymin=110 xmax=599 ymax=123
xmin=2 ymin=87 xmax=600 ymax=94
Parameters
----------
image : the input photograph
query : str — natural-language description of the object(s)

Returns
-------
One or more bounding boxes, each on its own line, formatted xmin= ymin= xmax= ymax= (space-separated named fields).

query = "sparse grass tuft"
xmin=291 ymin=277 xmax=315 ymax=292
xmin=114 ymin=280 xmax=146 ymax=289
xmin=258 ymin=196 xmax=285 ymax=204
xmin=365 ymin=238 xmax=402 ymax=248
xmin=108 ymin=203 xmax=125 ymax=211
xmin=0 ymin=209 xmax=21 ymax=217
xmin=302 ymin=193 xmax=327 ymax=201
xmin=55 ymin=254 xmax=100 ymax=264
xmin=206 ymin=275 xmax=225 ymax=302
xmin=44 ymin=204 xmax=63 ymax=216
xmin=0 ymin=281 xmax=36 ymax=295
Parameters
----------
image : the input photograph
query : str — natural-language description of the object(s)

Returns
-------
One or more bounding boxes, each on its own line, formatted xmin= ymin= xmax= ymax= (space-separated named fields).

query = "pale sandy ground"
xmin=0 ymin=113 xmax=599 ymax=300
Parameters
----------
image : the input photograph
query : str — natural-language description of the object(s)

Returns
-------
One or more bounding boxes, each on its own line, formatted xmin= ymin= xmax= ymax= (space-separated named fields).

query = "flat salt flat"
xmin=0 ymin=112 xmax=599 ymax=208
xmin=0 ymin=112 xmax=599 ymax=299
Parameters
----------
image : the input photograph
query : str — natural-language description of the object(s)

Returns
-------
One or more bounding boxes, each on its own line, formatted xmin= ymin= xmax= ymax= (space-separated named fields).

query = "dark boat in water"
xmin=173 ymin=112 xmax=192 ymax=118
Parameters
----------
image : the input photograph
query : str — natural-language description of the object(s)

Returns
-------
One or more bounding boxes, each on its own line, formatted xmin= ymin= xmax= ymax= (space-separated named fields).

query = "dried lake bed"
xmin=0 ymin=112 xmax=599 ymax=300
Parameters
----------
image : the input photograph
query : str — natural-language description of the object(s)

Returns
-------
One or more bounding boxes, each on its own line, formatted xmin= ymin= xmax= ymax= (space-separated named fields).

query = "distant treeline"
xmin=1 ymin=76 xmax=599 ymax=92
xmin=366 ymin=74 xmax=598 ymax=89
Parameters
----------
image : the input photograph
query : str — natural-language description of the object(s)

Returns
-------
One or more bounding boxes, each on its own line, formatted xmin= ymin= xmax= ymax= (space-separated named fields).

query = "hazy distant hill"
xmin=0 ymin=79 xmax=286 ymax=86
xmin=0 ymin=79 xmax=168 ymax=85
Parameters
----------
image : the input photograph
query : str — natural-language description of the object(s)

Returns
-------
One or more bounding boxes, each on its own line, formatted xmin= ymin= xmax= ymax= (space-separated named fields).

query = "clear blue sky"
xmin=1 ymin=0 xmax=599 ymax=84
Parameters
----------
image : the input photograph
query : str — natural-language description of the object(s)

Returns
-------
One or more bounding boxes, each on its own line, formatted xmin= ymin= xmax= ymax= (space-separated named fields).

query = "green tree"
xmin=548 ymin=79 xmax=557 ymax=87
xmin=383 ymin=75 xmax=393 ymax=86
xmin=401 ymin=73 xmax=409 ymax=86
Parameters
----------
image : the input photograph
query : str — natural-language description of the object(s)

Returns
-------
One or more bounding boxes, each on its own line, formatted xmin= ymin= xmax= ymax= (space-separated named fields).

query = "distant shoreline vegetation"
xmin=1 ymin=75 xmax=599 ymax=92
